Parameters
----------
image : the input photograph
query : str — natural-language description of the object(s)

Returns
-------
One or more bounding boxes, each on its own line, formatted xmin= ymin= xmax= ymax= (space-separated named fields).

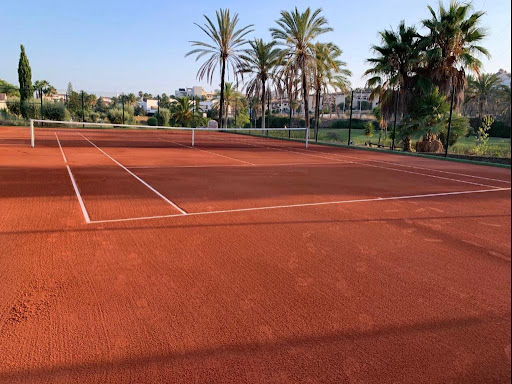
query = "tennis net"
xmin=29 ymin=119 xmax=309 ymax=149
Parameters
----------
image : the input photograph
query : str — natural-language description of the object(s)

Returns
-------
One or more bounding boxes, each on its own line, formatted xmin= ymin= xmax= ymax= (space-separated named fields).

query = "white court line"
xmin=56 ymin=133 xmax=91 ymax=223
xmin=158 ymin=137 xmax=254 ymax=166
xmin=127 ymin=161 xmax=344 ymax=170
xmin=223 ymin=135 xmax=500 ymax=189
xmin=303 ymin=146 xmax=512 ymax=185
xmin=55 ymin=133 xmax=68 ymax=163
xmin=88 ymin=187 xmax=511 ymax=225
xmin=66 ymin=165 xmax=91 ymax=223
xmin=78 ymin=133 xmax=188 ymax=215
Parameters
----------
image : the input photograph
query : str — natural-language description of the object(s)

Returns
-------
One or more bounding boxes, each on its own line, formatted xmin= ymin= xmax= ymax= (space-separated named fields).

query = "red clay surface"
xmin=0 ymin=125 xmax=511 ymax=383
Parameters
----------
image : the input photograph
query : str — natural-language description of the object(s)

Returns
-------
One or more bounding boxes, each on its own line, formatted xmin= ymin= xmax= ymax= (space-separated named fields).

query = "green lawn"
xmin=244 ymin=128 xmax=511 ymax=159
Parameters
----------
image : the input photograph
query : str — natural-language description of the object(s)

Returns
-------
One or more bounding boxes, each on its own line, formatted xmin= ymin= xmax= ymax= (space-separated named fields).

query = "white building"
xmin=496 ymin=69 xmax=511 ymax=87
xmin=175 ymin=86 xmax=216 ymax=100
xmin=44 ymin=93 xmax=66 ymax=102
xmin=0 ymin=93 xmax=7 ymax=110
xmin=138 ymin=99 xmax=159 ymax=114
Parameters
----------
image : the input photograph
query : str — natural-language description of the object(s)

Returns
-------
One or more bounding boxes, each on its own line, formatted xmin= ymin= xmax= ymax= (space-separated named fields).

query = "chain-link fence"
xmin=1 ymin=85 xmax=510 ymax=163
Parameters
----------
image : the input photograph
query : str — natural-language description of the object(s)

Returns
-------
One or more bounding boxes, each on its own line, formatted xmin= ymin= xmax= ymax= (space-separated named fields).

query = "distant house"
xmin=0 ymin=93 xmax=7 ymax=110
xmin=175 ymin=86 xmax=216 ymax=100
xmin=496 ymin=69 xmax=511 ymax=87
xmin=138 ymin=99 xmax=159 ymax=115
xmin=44 ymin=93 xmax=66 ymax=102
xmin=99 ymin=96 xmax=113 ymax=105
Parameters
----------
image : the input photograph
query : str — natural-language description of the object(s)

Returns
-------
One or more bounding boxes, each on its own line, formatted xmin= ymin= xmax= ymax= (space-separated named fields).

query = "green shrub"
xmin=147 ymin=116 xmax=158 ymax=126
xmin=42 ymin=102 xmax=68 ymax=121
xmin=331 ymin=119 xmax=369 ymax=130
xmin=7 ymin=98 xmax=21 ymax=117
xmin=469 ymin=117 xmax=510 ymax=138
xmin=155 ymin=108 xmax=170 ymax=126
xmin=107 ymin=108 xmax=124 ymax=124
xmin=106 ymin=107 xmax=134 ymax=124
xmin=364 ymin=122 xmax=375 ymax=137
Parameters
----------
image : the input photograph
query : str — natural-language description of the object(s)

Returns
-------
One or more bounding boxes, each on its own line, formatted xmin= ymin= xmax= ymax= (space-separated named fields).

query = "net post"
xmin=30 ymin=119 xmax=34 ymax=148
xmin=305 ymin=128 xmax=309 ymax=149
xmin=192 ymin=129 xmax=195 ymax=147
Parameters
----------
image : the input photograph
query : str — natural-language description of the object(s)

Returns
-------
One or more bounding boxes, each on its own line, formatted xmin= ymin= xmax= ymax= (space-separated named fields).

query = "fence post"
xmin=445 ymin=84 xmax=456 ymax=157
xmin=81 ymin=91 xmax=85 ymax=128
xmin=122 ymin=95 xmax=125 ymax=125
xmin=40 ymin=91 xmax=44 ymax=126
xmin=391 ymin=89 xmax=399 ymax=150
xmin=30 ymin=119 xmax=34 ymax=148
xmin=348 ymin=90 xmax=354 ymax=145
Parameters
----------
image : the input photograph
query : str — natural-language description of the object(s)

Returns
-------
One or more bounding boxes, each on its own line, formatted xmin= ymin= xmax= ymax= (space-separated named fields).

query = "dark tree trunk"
xmin=314 ymin=85 xmax=321 ymax=141
xmin=302 ymin=70 xmax=310 ymax=136
xmin=219 ymin=57 xmax=226 ymax=128
xmin=261 ymin=81 xmax=266 ymax=129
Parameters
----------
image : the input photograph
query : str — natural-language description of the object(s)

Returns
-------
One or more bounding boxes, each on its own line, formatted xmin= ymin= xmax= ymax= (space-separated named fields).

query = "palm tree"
xmin=186 ymin=9 xmax=253 ymax=129
xmin=170 ymin=97 xmax=195 ymax=127
xmin=240 ymin=39 xmax=281 ymax=129
xmin=465 ymin=73 xmax=501 ymax=120
xmin=33 ymin=80 xmax=50 ymax=99
xmin=213 ymin=82 xmax=245 ymax=127
xmin=421 ymin=1 xmax=489 ymax=109
xmin=271 ymin=7 xmax=332 ymax=135
xmin=497 ymin=85 xmax=511 ymax=119
xmin=373 ymin=106 xmax=387 ymax=146
xmin=365 ymin=21 xmax=422 ymax=120
xmin=312 ymin=42 xmax=351 ymax=140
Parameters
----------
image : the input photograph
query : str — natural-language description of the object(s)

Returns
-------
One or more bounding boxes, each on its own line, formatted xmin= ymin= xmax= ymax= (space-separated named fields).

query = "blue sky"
xmin=1 ymin=0 xmax=510 ymax=95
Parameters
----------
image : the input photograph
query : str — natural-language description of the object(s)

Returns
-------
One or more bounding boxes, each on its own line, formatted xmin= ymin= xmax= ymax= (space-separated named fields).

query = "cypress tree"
xmin=18 ymin=44 xmax=32 ymax=118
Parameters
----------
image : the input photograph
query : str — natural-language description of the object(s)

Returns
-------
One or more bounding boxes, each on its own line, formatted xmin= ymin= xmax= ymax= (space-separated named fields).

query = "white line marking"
xmin=478 ymin=222 xmax=502 ymax=228
xmin=66 ymin=165 xmax=91 ymax=223
xmin=127 ymin=161 xmax=344 ymax=170
xmin=78 ymin=133 xmax=188 ymax=215
xmin=87 ymin=187 xmax=511 ymax=225
xmin=159 ymin=137 xmax=254 ymax=165
xmin=236 ymin=138 xmax=499 ymax=189
xmin=304 ymin=147 xmax=512 ymax=185
xmin=55 ymin=133 xmax=68 ymax=164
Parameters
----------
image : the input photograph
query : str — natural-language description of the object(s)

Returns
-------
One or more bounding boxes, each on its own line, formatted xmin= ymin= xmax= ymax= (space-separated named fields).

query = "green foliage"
xmin=438 ymin=114 xmax=470 ymax=147
xmin=156 ymin=108 xmax=170 ymax=126
xmin=134 ymin=104 xmax=146 ymax=116
xmin=364 ymin=121 xmax=374 ymax=137
xmin=147 ymin=117 xmax=158 ymax=126
xmin=41 ymin=102 xmax=68 ymax=121
xmin=18 ymin=45 xmax=33 ymax=118
xmin=476 ymin=115 xmax=494 ymax=147
xmin=7 ymin=98 xmax=21 ymax=117
xmin=330 ymin=119 xmax=369 ymax=130
xmin=0 ymin=79 xmax=20 ymax=97
xmin=106 ymin=107 xmax=134 ymax=125
xmin=469 ymin=117 xmax=510 ymax=138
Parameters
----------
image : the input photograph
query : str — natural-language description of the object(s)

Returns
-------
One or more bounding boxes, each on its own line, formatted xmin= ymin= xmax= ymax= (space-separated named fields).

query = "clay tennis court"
xmin=1 ymin=124 xmax=511 ymax=383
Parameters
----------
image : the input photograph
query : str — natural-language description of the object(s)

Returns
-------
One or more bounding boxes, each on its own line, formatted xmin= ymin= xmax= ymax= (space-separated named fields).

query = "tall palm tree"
xmin=364 ymin=21 xmax=422 ymax=120
xmin=186 ymin=9 xmax=253 ymax=128
xmin=421 ymin=1 xmax=489 ymax=109
xmin=240 ymin=39 xmax=281 ymax=129
xmin=312 ymin=42 xmax=351 ymax=140
xmin=271 ymin=7 xmax=332 ymax=135
xmin=465 ymin=73 xmax=501 ymax=120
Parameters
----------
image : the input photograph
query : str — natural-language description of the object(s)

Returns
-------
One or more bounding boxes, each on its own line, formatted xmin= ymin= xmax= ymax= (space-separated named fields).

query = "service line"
xmin=88 ymin=187 xmax=511 ymax=225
